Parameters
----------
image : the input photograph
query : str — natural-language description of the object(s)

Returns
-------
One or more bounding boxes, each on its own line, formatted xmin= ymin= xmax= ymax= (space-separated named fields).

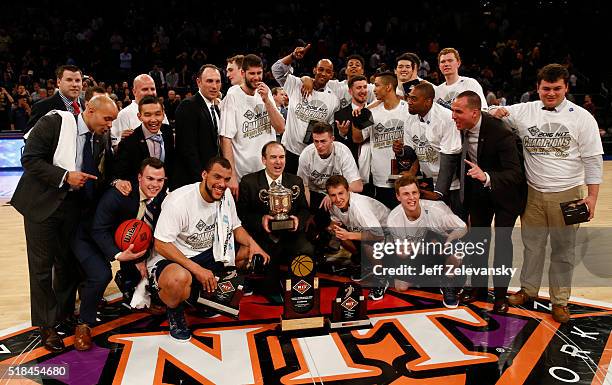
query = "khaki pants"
xmin=520 ymin=185 xmax=584 ymax=306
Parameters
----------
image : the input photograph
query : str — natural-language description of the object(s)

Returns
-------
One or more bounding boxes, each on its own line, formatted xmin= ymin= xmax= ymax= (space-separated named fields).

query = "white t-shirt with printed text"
xmin=435 ymin=76 xmax=487 ymax=110
xmin=404 ymin=103 xmax=461 ymax=189
xmin=362 ymin=100 xmax=410 ymax=187
xmin=219 ymin=86 xmax=277 ymax=179
xmin=330 ymin=192 xmax=390 ymax=232
xmin=297 ymin=142 xmax=361 ymax=194
xmin=150 ymin=183 xmax=241 ymax=270
xmin=501 ymin=99 xmax=603 ymax=192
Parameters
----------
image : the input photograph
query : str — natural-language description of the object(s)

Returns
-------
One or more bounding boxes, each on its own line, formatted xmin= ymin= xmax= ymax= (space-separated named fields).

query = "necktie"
xmin=142 ymin=199 xmax=156 ymax=229
xmin=149 ymin=134 xmax=165 ymax=161
xmin=210 ymin=105 xmax=218 ymax=132
xmin=82 ymin=131 xmax=97 ymax=199
xmin=270 ymin=180 xmax=279 ymax=189
xmin=542 ymin=106 xmax=556 ymax=112
xmin=459 ymin=131 xmax=469 ymax=204
xmin=72 ymin=100 xmax=80 ymax=115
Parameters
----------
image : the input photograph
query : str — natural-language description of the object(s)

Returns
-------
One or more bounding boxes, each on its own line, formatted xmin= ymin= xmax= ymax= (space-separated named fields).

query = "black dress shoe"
xmin=39 ymin=327 xmax=65 ymax=353
xmin=460 ymin=288 xmax=487 ymax=304
xmin=493 ymin=298 xmax=509 ymax=313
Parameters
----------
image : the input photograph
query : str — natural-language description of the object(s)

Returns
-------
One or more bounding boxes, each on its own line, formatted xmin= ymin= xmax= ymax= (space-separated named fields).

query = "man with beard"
xmin=111 ymin=74 xmax=169 ymax=145
xmin=333 ymin=75 xmax=369 ymax=163
xmin=271 ymin=43 xmax=339 ymax=173
xmin=152 ymin=157 xmax=270 ymax=342
xmin=220 ymin=54 xmax=285 ymax=197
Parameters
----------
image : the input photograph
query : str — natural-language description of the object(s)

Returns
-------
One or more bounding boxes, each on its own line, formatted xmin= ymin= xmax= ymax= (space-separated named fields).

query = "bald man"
xmin=271 ymin=44 xmax=339 ymax=173
xmin=111 ymin=74 xmax=169 ymax=145
xmin=12 ymin=95 xmax=119 ymax=353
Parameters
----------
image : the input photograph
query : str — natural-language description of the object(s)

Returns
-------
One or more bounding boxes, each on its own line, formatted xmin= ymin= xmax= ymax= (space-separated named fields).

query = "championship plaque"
xmin=281 ymin=255 xmax=324 ymax=331
xmin=259 ymin=183 xmax=300 ymax=231
xmin=329 ymin=282 xmax=371 ymax=329
xmin=197 ymin=270 xmax=244 ymax=317
xmin=389 ymin=146 xmax=417 ymax=183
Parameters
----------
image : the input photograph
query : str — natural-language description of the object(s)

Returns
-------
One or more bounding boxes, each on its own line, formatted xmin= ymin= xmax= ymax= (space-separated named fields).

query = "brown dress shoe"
xmin=74 ymin=324 xmax=92 ymax=351
xmin=552 ymin=305 xmax=570 ymax=324
xmin=508 ymin=289 xmax=532 ymax=306
xmin=40 ymin=327 xmax=65 ymax=353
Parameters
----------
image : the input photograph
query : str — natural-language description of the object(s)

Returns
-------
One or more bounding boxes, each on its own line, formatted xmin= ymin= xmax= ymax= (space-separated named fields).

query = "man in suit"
xmin=238 ymin=141 xmax=314 ymax=296
xmin=450 ymin=90 xmax=526 ymax=312
xmin=115 ymin=95 xmax=174 ymax=186
xmin=72 ymin=158 xmax=166 ymax=351
xmin=172 ymin=64 xmax=222 ymax=190
xmin=11 ymin=95 xmax=118 ymax=352
xmin=26 ymin=65 xmax=85 ymax=132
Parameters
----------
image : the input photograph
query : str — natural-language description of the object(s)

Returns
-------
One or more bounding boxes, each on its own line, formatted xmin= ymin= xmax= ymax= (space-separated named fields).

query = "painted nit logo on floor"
xmin=293 ymin=280 xmax=311 ymax=295
xmin=218 ymin=281 xmax=235 ymax=294
xmin=341 ymin=297 xmax=358 ymax=311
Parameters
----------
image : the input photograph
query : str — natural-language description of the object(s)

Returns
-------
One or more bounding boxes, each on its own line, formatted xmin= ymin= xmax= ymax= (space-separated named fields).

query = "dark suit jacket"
xmin=114 ymin=124 xmax=175 ymax=185
xmin=25 ymin=92 xmax=84 ymax=133
xmin=90 ymin=187 xmax=165 ymax=261
xmin=334 ymin=104 xmax=360 ymax=162
xmin=464 ymin=113 xmax=526 ymax=216
xmin=172 ymin=92 xmax=219 ymax=189
xmin=11 ymin=113 xmax=114 ymax=222
xmin=237 ymin=170 xmax=310 ymax=241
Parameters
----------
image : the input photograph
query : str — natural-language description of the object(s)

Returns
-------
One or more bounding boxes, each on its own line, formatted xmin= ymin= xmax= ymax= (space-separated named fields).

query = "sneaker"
xmin=167 ymin=305 xmax=191 ymax=342
xmin=368 ymin=280 xmax=389 ymax=301
xmin=242 ymin=280 xmax=254 ymax=297
xmin=440 ymin=287 xmax=459 ymax=309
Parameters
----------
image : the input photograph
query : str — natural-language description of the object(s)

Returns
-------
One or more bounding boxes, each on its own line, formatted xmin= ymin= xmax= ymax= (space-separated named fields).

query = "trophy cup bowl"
xmin=259 ymin=183 xmax=300 ymax=231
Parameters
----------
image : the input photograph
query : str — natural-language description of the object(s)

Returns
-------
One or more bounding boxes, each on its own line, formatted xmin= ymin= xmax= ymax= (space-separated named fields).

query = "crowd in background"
xmin=0 ymin=1 xmax=610 ymax=144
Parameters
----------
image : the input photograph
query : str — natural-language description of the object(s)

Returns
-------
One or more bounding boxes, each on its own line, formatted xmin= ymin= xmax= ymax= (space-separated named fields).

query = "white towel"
xmin=129 ymin=277 xmax=151 ymax=309
xmin=358 ymin=142 xmax=372 ymax=183
xmin=47 ymin=110 xmax=79 ymax=172
xmin=213 ymin=189 xmax=236 ymax=266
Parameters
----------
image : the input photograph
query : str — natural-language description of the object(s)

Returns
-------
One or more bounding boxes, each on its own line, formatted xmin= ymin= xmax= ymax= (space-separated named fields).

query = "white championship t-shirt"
xmin=501 ymin=99 xmax=603 ymax=192
xmin=330 ymin=192 xmax=390 ymax=232
xmin=404 ymin=103 xmax=461 ymax=189
xmin=150 ymin=183 xmax=241 ymax=270
xmin=110 ymin=101 xmax=170 ymax=145
xmin=327 ymin=79 xmax=376 ymax=109
xmin=434 ymin=76 xmax=487 ymax=110
xmin=219 ymin=87 xmax=276 ymax=179
xmin=281 ymin=74 xmax=339 ymax=155
xmin=387 ymin=200 xmax=466 ymax=243
xmin=362 ymin=100 xmax=410 ymax=187
xmin=297 ymin=141 xmax=361 ymax=194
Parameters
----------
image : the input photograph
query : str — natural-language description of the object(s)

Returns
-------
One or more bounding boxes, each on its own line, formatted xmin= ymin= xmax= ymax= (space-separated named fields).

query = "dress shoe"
xmin=74 ymin=323 xmax=92 ymax=351
xmin=552 ymin=305 xmax=570 ymax=324
xmin=493 ymin=298 xmax=509 ymax=313
xmin=460 ymin=288 xmax=487 ymax=304
xmin=40 ymin=327 xmax=65 ymax=353
xmin=508 ymin=289 xmax=532 ymax=306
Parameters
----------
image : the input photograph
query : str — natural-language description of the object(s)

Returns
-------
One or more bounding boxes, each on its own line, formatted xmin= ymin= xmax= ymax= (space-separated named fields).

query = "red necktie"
xmin=72 ymin=100 xmax=80 ymax=115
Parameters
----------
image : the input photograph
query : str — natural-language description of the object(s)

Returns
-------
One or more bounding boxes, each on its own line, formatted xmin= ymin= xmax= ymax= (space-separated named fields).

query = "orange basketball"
xmin=114 ymin=219 xmax=152 ymax=253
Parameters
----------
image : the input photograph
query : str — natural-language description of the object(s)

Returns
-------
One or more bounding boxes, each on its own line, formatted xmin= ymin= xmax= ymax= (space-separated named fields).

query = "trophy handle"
xmin=258 ymin=189 xmax=269 ymax=204
xmin=291 ymin=185 xmax=300 ymax=200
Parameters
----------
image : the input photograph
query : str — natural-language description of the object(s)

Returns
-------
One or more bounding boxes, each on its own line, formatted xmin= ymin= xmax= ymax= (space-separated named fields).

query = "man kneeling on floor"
xmin=387 ymin=175 xmax=467 ymax=308
xmin=151 ymin=157 xmax=270 ymax=342
xmin=326 ymin=175 xmax=390 ymax=300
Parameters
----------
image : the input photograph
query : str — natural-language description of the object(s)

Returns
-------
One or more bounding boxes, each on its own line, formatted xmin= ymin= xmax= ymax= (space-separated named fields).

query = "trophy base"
xmin=280 ymin=315 xmax=325 ymax=332
xmin=328 ymin=318 xmax=371 ymax=329
xmin=197 ymin=297 xmax=240 ymax=317
xmin=271 ymin=219 xmax=294 ymax=231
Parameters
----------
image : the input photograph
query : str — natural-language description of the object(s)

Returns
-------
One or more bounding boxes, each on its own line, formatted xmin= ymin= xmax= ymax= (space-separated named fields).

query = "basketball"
xmin=114 ymin=219 xmax=152 ymax=253
xmin=290 ymin=255 xmax=314 ymax=277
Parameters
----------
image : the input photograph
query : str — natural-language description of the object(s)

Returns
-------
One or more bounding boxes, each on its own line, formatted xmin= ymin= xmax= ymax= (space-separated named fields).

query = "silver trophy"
xmin=259 ymin=183 xmax=300 ymax=231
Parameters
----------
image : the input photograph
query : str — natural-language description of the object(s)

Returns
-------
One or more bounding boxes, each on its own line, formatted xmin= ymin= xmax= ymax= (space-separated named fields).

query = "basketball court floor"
xmin=1 ymin=166 xmax=612 ymax=384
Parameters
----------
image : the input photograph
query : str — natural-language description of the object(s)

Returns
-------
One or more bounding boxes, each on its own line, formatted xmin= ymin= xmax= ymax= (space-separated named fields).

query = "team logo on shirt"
xmin=241 ymin=104 xmax=271 ymax=138
xmin=295 ymin=99 xmax=330 ymax=123
xmin=372 ymin=119 xmax=404 ymax=149
xmin=412 ymin=134 xmax=439 ymax=164
xmin=523 ymin=123 xmax=572 ymax=157
xmin=185 ymin=222 xmax=216 ymax=250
